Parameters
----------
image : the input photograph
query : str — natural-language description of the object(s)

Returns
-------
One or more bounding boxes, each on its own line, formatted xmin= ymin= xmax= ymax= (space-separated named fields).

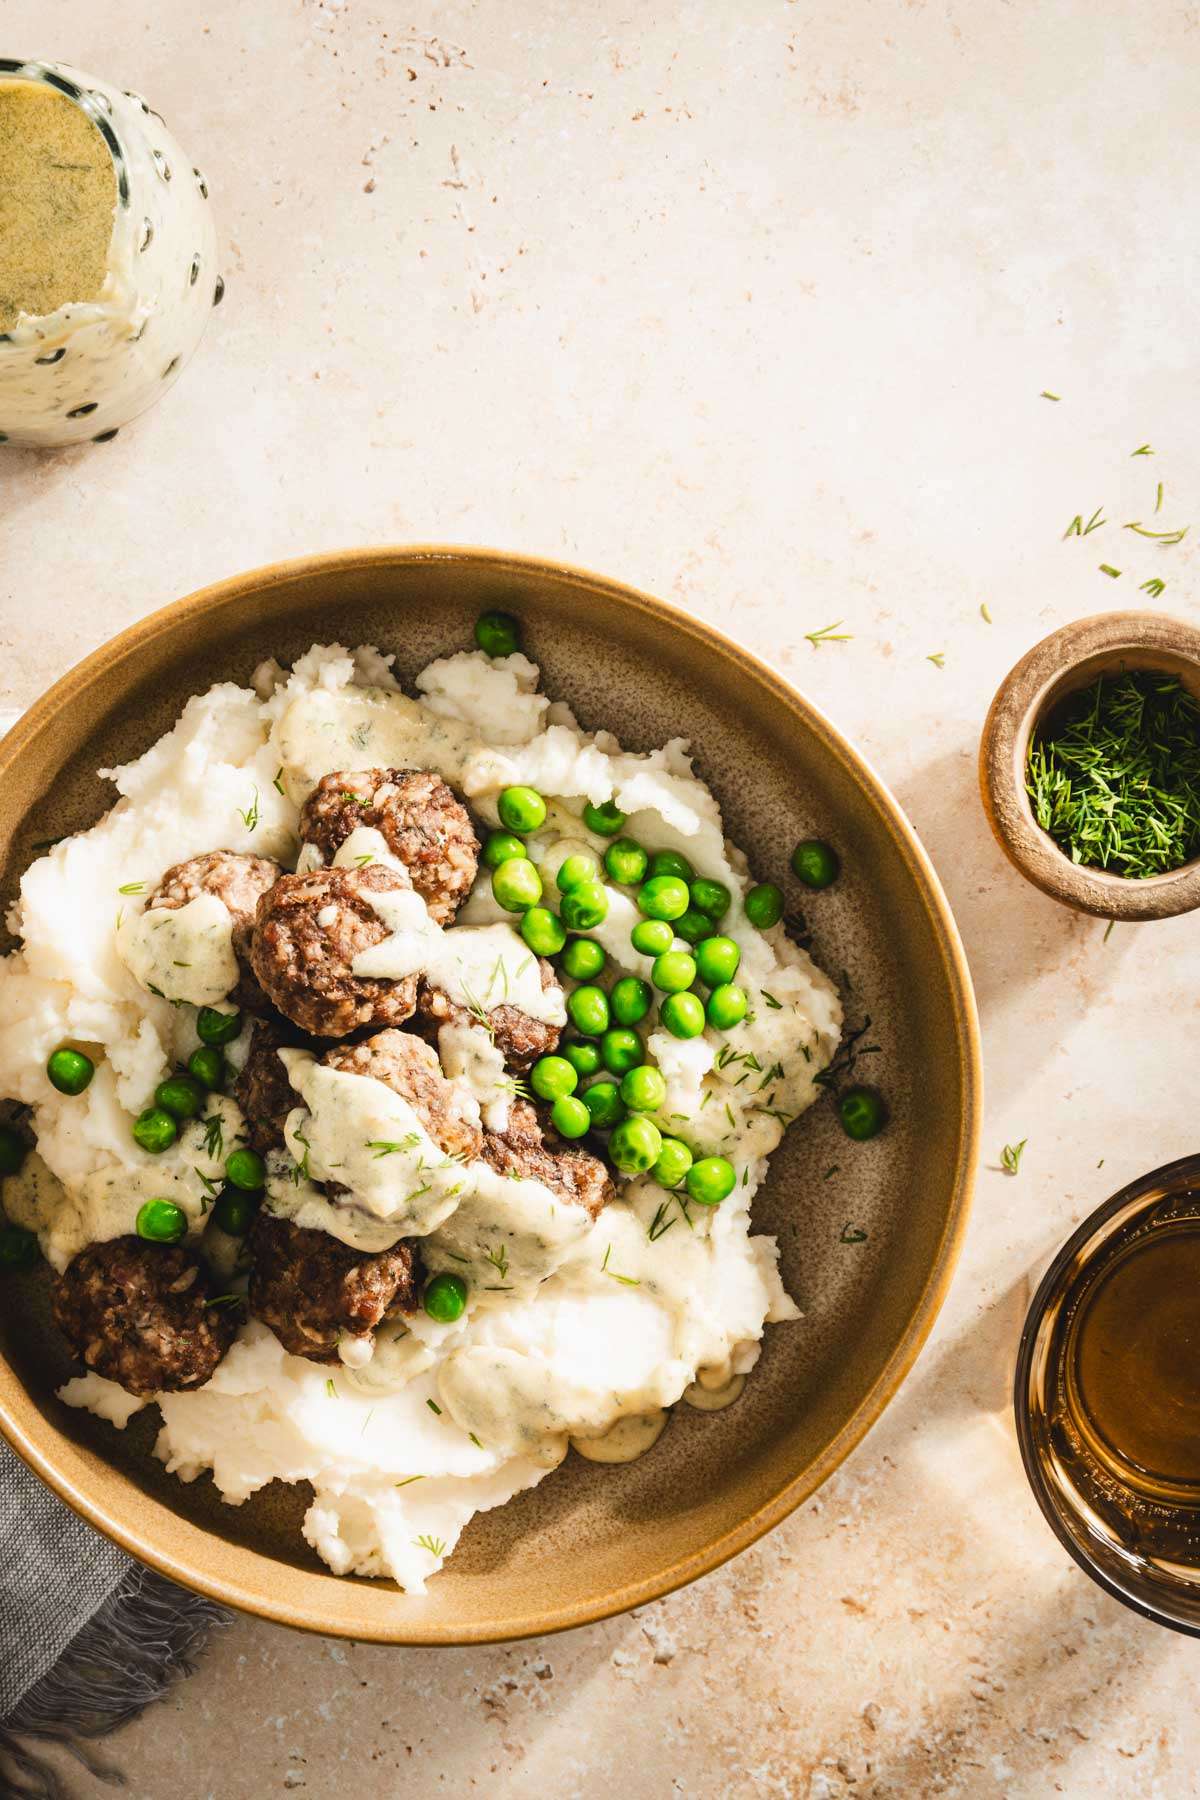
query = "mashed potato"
xmin=0 ymin=642 xmax=842 ymax=1591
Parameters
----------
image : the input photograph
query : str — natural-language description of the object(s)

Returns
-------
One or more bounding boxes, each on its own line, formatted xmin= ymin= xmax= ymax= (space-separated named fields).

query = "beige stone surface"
xmin=4 ymin=0 xmax=1200 ymax=1793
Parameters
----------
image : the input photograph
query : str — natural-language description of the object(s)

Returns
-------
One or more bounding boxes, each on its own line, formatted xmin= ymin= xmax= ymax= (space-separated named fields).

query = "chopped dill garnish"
xmin=1124 ymin=521 xmax=1187 ymax=546
xmin=1026 ymin=673 xmax=1200 ymax=877
xmin=1040 ymin=391 xmax=1060 ymax=401
xmin=1065 ymin=507 xmax=1106 ymax=539
xmin=237 ymin=788 xmax=260 ymax=830
xmin=354 ymin=852 xmax=374 ymax=865
xmin=426 ymin=1398 xmax=443 ymax=1416
xmin=1131 ymin=444 xmax=1154 ymax=456
xmin=1141 ymin=578 xmax=1166 ymax=597
xmin=804 ymin=621 xmax=853 ymax=649
xmin=760 ymin=990 xmax=782 ymax=1011
xmin=980 ymin=602 xmax=993 ymax=624
xmin=840 ymin=1223 xmax=868 ymax=1244
xmin=1001 ymin=1139 xmax=1027 ymax=1176
xmin=647 ymin=1201 xmax=675 ymax=1242
xmin=206 ymin=1292 xmax=242 ymax=1308
xmin=350 ymin=722 xmax=373 ymax=750
xmin=814 ymin=1016 xmax=880 ymax=1092
xmin=469 ymin=1432 xmax=483 ymax=1449
xmin=366 ymin=1133 xmax=421 ymax=1158
xmin=1155 ymin=483 xmax=1164 ymax=514
xmin=272 ymin=768 xmax=285 ymax=795
xmin=1098 ymin=564 xmax=1121 ymax=579
xmin=201 ymin=1115 xmax=224 ymax=1161
xmin=195 ymin=1169 xmax=220 ymax=1198
xmin=291 ymin=1124 xmax=312 ymax=1183
xmin=1103 ymin=918 xmax=1117 ymax=943
xmin=395 ymin=1474 xmax=425 ymax=1488
xmin=484 ymin=1243 xmax=509 ymax=1280
xmin=823 ymin=1165 xmax=840 ymax=1180
xmin=414 ymin=1534 xmax=446 ymax=1557
xmin=117 ymin=880 xmax=145 ymax=895
xmin=926 ymin=653 xmax=945 ymax=669
xmin=325 ymin=1378 xmax=337 ymax=1398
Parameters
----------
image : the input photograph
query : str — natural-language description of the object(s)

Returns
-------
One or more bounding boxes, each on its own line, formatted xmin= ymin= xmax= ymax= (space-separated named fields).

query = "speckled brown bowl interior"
xmin=0 ymin=548 xmax=980 ymax=1644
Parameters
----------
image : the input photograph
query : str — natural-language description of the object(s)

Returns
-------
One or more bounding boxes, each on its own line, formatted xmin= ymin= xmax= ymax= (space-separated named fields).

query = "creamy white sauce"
xmin=352 ymin=890 xmax=566 ymax=1029
xmin=116 ymin=893 xmax=239 ymax=1007
xmin=683 ymin=1371 xmax=747 ymax=1411
xmin=424 ymin=1162 xmax=594 ymax=1299
xmin=571 ymin=1409 xmax=668 ymax=1462
xmin=274 ymin=686 xmax=480 ymax=802
xmin=436 ymin=1021 xmax=510 ymax=1132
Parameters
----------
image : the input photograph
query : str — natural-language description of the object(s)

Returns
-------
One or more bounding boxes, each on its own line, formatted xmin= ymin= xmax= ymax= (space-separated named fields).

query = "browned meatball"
xmin=324 ymin=1029 xmax=482 ymax=1163
xmin=52 ymin=1237 xmax=238 ymax=1398
xmin=300 ymin=768 xmax=479 ymax=925
xmin=249 ymin=864 xmax=418 ymax=1038
xmin=248 ymin=1212 xmax=420 ymax=1363
xmin=233 ymin=1015 xmax=315 ymax=1154
xmin=482 ymin=1100 xmax=614 ymax=1222
xmin=416 ymin=958 xmax=563 ymax=1072
xmin=147 ymin=850 xmax=280 ymax=1012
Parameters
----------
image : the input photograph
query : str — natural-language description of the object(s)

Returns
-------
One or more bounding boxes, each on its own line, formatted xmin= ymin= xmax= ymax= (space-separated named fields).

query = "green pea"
xmin=583 ymin=799 xmax=626 ymax=837
xmin=660 ymin=992 xmax=706 ymax=1039
xmin=631 ymin=917 xmax=674 ymax=957
xmin=838 ymin=1086 xmax=887 ymax=1141
xmin=187 ymin=1047 xmax=226 ymax=1091
xmin=564 ymin=1040 xmax=602 ymax=1079
xmin=609 ymin=1115 xmax=662 ymax=1174
xmin=601 ymin=1028 xmax=643 ymax=1076
xmin=567 ymin=985 xmax=610 ymax=1037
xmin=620 ymin=1065 xmax=666 ymax=1114
xmin=424 ymin=1270 xmax=468 ymax=1323
xmin=582 ymin=1080 xmax=626 ymax=1130
xmin=637 ymin=875 xmax=690 ymax=921
xmin=556 ymin=852 xmax=600 ymax=892
xmin=652 ymin=1137 xmax=694 ymax=1189
xmin=483 ymin=830 xmax=528 ymax=870
xmin=686 ymin=1156 xmax=736 ymax=1207
xmin=155 ymin=1075 xmax=206 ymax=1120
xmin=652 ymin=950 xmax=697 ymax=994
xmin=0 ymin=1125 xmax=27 ymax=1177
xmin=694 ymin=935 xmax=741 ymax=988
xmin=196 ymin=1006 xmax=243 ymax=1047
xmin=213 ymin=1187 xmax=256 ymax=1236
xmin=492 ymin=857 xmax=543 ymax=912
xmin=744 ymin=882 xmax=784 ymax=929
xmin=0 ymin=1225 xmax=38 ymax=1271
xmin=560 ymin=936 xmax=606 ymax=981
xmin=673 ymin=908 xmax=714 ymax=946
xmin=706 ymin=983 xmax=748 ymax=1031
xmin=530 ymin=1055 xmax=578 ymax=1101
xmin=604 ymin=838 xmax=648 ymax=886
xmin=136 ymin=1197 xmax=187 ymax=1242
xmin=791 ymin=838 xmax=840 ymax=889
xmin=550 ymin=1095 xmax=591 ymax=1140
xmin=521 ymin=906 xmax=566 ymax=957
xmin=648 ymin=849 xmax=693 ymax=882
xmin=498 ymin=785 xmax=547 ymax=834
xmin=610 ymin=976 xmax=652 ymax=1026
xmin=132 ymin=1107 xmax=178 ymax=1154
xmin=225 ymin=1147 xmax=266 ymax=1191
xmin=474 ymin=610 xmax=521 ymax=658
xmin=559 ymin=880 xmax=608 ymax=932
xmin=47 ymin=1047 xmax=94 ymax=1096
xmin=690 ymin=877 xmax=731 ymax=922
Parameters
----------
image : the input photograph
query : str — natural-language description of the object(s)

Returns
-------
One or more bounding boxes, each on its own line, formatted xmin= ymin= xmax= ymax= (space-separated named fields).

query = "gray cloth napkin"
xmin=0 ymin=1434 xmax=226 ymax=1797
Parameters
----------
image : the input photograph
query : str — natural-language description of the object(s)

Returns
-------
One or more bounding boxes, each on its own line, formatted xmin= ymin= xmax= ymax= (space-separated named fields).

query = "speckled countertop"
xmin=4 ymin=1 xmax=1199 ymax=1793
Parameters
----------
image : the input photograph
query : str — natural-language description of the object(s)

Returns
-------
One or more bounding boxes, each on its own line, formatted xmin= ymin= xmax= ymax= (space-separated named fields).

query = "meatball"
xmin=482 ymin=1100 xmax=614 ymax=1221
xmin=248 ymin=1212 xmax=419 ymax=1363
xmin=300 ymin=768 xmax=478 ymax=924
xmin=324 ymin=1029 xmax=482 ymax=1163
xmin=416 ymin=958 xmax=563 ymax=1072
xmin=52 ymin=1237 xmax=237 ymax=1398
xmin=249 ymin=864 xmax=419 ymax=1038
xmin=233 ymin=1015 xmax=314 ymax=1154
xmin=147 ymin=850 xmax=280 ymax=1012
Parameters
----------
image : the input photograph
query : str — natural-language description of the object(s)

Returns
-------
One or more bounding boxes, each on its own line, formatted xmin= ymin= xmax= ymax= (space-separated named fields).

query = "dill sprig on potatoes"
xmin=1026 ymin=673 xmax=1200 ymax=878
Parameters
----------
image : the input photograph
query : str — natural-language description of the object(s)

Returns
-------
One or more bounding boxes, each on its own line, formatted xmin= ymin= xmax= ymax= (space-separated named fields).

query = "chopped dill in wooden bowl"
xmin=1026 ymin=673 xmax=1200 ymax=879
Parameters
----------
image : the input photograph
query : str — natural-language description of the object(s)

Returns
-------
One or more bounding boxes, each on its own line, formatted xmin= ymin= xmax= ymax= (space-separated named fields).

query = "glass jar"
xmin=0 ymin=58 xmax=221 ymax=449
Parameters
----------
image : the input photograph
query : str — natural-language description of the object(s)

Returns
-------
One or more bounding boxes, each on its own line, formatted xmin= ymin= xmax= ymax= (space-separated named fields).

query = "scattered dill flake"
xmin=325 ymin=1378 xmax=337 ymax=1399
xmin=840 ymin=1223 xmax=868 ymax=1244
xmin=1098 ymin=564 xmax=1121 ymax=579
xmin=426 ymin=1398 xmax=443 ymax=1416
xmin=823 ymin=1165 xmax=840 ymax=1180
xmin=201 ymin=1115 xmax=224 ymax=1161
xmin=272 ymin=768 xmax=285 ymax=795
xmin=814 ymin=1016 xmax=881 ymax=1091
xmin=1040 ymin=391 xmax=1061 ymax=401
xmin=760 ymin=990 xmax=782 ymax=1010
xmin=206 ymin=1292 xmax=242 ymax=1309
xmin=367 ymin=1134 xmax=421 ymax=1158
xmin=354 ymin=853 xmax=374 ymax=866
xmin=804 ymin=621 xmax=853 ymax=649
xmin=1026 ymin=673 xmax=1200 ymax=878
xmin=484 ymin=1243 xmax=509 ymax=1280
xmin=926 ymin=652 xmax=945 ymax=669
xmin=1097 ymin=1158 xmax=1105 ymax=1169
xmin=1155 ymin=483 xmax=1164 ymax=515
xmin=1124 ymin=521 xmax=1188 ymax=546
xmin=1103 ymin=918 xmax=1116 ymax=943
xmin=237 ymin=788 xmax=261 ymax=830
xmin=395 ymin=1474 xmax=425 ymax=1488
xmin=414 ymin=1534 xmax=446 ymax=1557
xmin=1065 ymin=508 xmax=1105 ymax=539
xmin=469 ymin=1432 xmax=483 ymax=1449
xmin=980 ymin=603 xmax=993 ymax=624
xmin=1141 ymin=578 xmax=1166 ymax=597
xmin=1131 ymin=444 xmax=1154 ymax=456
xmin=117 ymin=880 xmax=145 ymax=895
xmin=1001 ymin=1140 xmax=1027 ymax=1176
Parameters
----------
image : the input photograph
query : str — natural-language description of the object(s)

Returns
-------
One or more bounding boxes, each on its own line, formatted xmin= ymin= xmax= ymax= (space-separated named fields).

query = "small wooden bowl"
xmin=979 ymin=611 xmax=1200 ymax=921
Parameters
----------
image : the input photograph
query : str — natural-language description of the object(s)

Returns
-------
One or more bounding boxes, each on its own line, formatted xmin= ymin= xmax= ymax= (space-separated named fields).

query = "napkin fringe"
xmin=0 ymin=1565 xmax=227 ymax=1798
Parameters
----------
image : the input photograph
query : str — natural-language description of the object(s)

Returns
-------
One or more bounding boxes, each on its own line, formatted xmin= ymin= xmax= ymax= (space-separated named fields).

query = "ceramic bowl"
xmin=0 ymin=547 xmax=980 ymax=1643
xmin=979 ymin=611 xmax=1200 ymax=921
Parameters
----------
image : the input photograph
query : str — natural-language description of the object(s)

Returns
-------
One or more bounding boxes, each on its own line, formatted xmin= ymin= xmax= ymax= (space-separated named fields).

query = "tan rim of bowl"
xmin=979 ymin=610 xmax=1200 ymax=922
xmin=0 ymin=545 xmax=982 ymax=1642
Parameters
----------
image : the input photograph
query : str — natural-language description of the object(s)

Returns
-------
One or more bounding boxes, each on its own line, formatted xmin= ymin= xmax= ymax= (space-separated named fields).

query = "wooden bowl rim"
xmin=0 ymin=544 xmax=982 ymax=1641
xmin=979 ymin=610 xmax=1200 ymax=921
